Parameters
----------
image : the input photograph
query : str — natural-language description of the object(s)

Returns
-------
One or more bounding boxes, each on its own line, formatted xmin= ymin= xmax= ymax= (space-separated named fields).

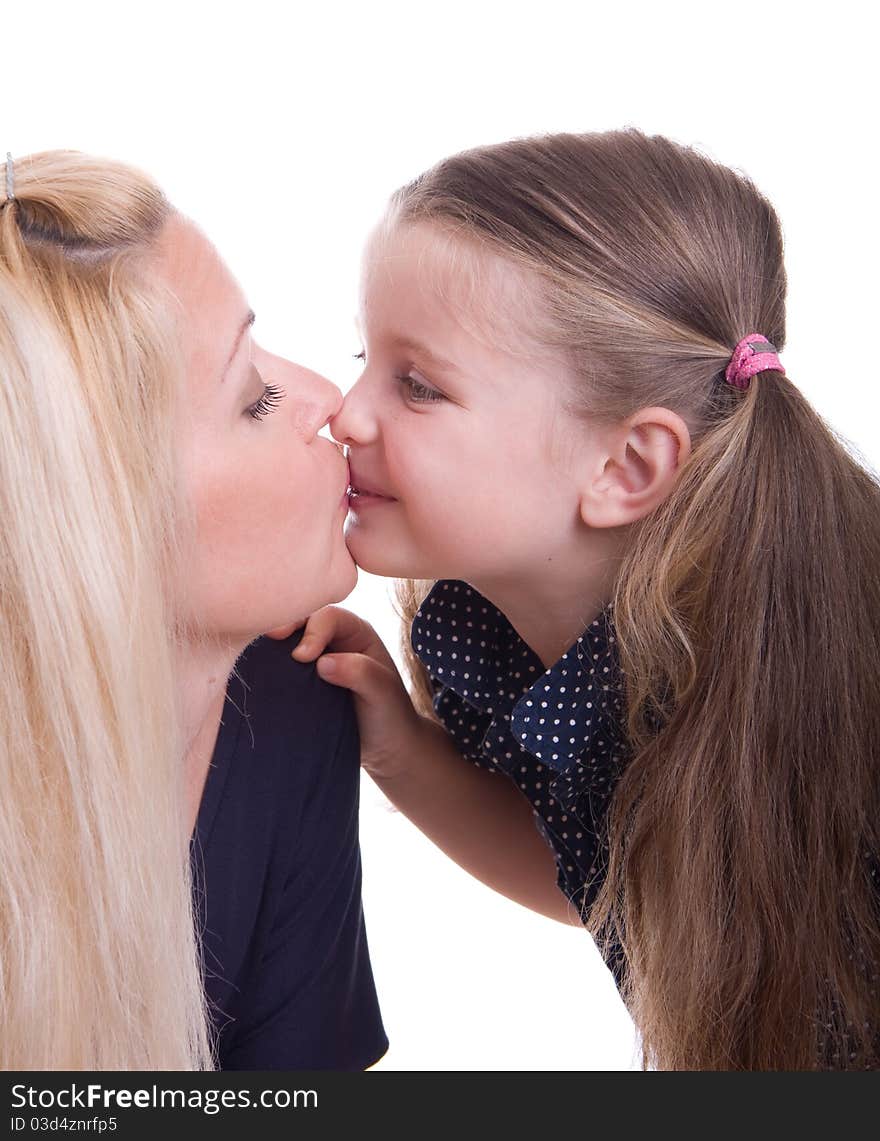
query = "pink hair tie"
xmin=725 ymin=333 xmax=784 ymax=390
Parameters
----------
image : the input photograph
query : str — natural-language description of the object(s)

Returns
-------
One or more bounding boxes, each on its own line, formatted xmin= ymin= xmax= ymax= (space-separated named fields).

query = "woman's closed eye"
xmin=246 ymin=365 xmax=286 ymax=421
xmin=352 ymin=350 xmax=445 ymax=405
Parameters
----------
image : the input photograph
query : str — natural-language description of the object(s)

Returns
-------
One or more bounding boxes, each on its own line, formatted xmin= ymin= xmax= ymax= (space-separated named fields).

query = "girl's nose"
xmin=329 ymin=378 xmax=376 ymax=446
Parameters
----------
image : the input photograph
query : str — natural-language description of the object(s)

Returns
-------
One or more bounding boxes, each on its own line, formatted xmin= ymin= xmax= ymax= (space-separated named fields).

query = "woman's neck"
xmin=176 ymin=635 xmax=245 ymax=838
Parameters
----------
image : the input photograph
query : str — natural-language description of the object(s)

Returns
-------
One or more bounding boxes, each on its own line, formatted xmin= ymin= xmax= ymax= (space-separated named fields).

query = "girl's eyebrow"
xmin=353 ymin=315 xmax=466 ymax=380
xmin=221 ymin=310 xmax=256 ymax=382
xmin=390 ymin=335 xmax=462 ymax=378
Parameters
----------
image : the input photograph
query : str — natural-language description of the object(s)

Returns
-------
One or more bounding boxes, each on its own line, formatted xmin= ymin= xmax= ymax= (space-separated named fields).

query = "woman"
xmin=0 ymin=150 xmax=387 ymax=1070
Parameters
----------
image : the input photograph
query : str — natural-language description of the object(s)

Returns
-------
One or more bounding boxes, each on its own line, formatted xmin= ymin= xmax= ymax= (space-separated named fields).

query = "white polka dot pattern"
xmin=411 ymin=579 xmax=629 ymax=927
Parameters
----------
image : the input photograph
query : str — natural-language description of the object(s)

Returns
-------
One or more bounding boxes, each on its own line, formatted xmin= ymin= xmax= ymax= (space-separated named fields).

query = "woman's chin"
xmin=255 ymin=560 xmax=358 ymax=639
xmin=313 ymin=550 xmax=359 ymax=607
xmin=334 ymin=556 xmax=359 ymax=600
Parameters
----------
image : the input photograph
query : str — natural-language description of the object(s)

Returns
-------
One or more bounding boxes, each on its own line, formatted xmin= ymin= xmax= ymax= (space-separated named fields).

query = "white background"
xmin=4 ymin=0 xmax=877 ymax=1070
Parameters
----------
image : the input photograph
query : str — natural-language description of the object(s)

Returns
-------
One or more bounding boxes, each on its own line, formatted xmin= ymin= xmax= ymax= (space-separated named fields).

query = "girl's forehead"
xmin=361 ymin=220 xmax=548 ymax=359
xmin=358 ymin=221 xmax=583 ymax=430
xmin=362 ymin=222 xmax=477 ymax=299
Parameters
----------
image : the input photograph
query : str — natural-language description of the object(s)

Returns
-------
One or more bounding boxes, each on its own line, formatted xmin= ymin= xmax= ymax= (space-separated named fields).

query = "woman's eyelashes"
xmin=353 ymin=350 xmax=445 ymax=404
xmin=246 ymin=367 xmax=286 ymax=420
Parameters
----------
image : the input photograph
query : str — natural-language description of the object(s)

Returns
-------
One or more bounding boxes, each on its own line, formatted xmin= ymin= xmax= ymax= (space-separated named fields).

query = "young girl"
xmin=290 ymin=129 xmax=880 ymax=1070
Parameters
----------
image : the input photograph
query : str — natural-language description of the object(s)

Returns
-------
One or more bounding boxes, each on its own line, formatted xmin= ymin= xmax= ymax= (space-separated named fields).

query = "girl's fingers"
xmin=289 ymin=606 xmax=346 ymax=660
xmin=290 ymin=629 xmax=324 ymax=661
xmin=291 ymin=606 xmax=391 ymax=665
xmin=315 ymin=651 xmax=400 ymax=702
xmin=269 ymin=605 xmax=355 ymax=656
xmin=263 ymin=621 xmax=303 ymax=641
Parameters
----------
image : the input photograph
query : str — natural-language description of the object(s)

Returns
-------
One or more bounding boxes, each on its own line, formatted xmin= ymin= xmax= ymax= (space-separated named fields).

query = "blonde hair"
xmin=390 ymin=130 xmax=880 ymax=1069
xmin=0 ymin=151 xmax=214 ymax=1068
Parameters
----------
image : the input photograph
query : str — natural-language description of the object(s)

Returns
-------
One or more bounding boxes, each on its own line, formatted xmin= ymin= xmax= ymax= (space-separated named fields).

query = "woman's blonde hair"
xmin=390 ymin=130 xmax=880 ymax=1070
xmin=0 ymin=151 xmax=214 ymax=1068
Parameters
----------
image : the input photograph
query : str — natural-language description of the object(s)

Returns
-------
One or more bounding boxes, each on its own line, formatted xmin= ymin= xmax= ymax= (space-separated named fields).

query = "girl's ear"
xmin=579 ymin=407 xmax=692 ymax=529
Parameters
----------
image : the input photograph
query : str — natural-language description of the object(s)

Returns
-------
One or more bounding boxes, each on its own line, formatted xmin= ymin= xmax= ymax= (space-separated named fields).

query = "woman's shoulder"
xmin=230 ymin=629 xmax=357 ymax=757
xmin=195 ymin=631 xmax=383 ymax=1069
xmin=198 ymin=631 xmax=359 ymax=851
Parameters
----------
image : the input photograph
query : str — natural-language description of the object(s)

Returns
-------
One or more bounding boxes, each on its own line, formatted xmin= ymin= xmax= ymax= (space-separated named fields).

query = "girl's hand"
xmin=290 ymin=605 xmax=425 ymax=780
xmin=290 ymin=609 xmax=573 ymax=925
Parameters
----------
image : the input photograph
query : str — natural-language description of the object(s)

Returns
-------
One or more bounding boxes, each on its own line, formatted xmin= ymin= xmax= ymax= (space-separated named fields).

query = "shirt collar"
xmin=411 ymin=580 xmax=625 ymax=773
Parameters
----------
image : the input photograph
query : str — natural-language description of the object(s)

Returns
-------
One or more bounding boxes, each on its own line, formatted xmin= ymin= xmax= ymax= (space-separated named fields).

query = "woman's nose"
xmin=320 ymin=378 xmax=345 ymax=429
xmin=292 ymin=369 xmax=343 ymax=438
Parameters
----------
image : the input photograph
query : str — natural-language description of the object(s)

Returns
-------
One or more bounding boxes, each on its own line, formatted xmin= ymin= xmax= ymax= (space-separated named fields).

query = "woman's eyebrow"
xmin=221 ymin=310 xmax=256 ymax=381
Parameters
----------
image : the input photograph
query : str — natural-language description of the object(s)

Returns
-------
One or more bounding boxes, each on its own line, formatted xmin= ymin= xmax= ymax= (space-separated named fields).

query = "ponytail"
xmin=602 ymin=368 xmax=880 ymax=1068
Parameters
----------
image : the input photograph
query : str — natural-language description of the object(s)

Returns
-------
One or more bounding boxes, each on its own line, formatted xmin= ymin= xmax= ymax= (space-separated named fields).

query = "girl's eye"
xmin=395 ymin=374 xmax=445 ymax=404
xmin=247 ymin=381 xmax=286 ymax=421
xmin=352 ymin=351 xmax=444 ymax=405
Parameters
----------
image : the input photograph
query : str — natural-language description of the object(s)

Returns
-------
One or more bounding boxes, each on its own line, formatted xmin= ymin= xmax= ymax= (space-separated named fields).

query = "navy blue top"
xmin=189 ymin=629 xmax=388 ymax=1070
xmin=413 ymin=584 xmax=880 ymax=1060
xmin=412 ymin=580 xmax=628 ymax=977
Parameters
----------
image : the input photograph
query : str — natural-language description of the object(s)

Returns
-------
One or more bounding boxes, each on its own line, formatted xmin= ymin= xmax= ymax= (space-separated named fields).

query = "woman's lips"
xmin=339 ymin=460 xmax=353 ymax=509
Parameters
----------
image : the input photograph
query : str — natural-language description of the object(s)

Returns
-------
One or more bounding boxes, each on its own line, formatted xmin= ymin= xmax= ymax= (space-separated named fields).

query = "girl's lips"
xmin=347 ymin=466 xmax=397 ymax=504
xmin=347 ymin=488 xmax=396 ymax=508
xmin=347 ymin=459 xmax=396 ymax=503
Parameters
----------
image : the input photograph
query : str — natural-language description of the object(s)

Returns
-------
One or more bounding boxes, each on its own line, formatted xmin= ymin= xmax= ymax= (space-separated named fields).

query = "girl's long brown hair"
xmin=389 ymin=130 xmax=880 ymax=1070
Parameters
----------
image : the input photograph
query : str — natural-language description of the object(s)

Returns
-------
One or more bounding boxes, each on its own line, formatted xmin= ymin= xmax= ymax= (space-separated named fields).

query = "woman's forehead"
xmin=155 ymin=214 xmax=247 ymax=370
xmin=157 ymin=215 xmax=242 ymax=319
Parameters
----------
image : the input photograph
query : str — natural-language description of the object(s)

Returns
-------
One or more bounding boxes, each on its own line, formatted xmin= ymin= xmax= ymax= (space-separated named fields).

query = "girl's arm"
xmin=289 ymin=607 xmax=577 ymax=926
xmin=371 ymin=711 xmax=574 ymax=925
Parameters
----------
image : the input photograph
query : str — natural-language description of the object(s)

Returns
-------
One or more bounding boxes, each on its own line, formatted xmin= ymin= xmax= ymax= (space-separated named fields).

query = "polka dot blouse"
xmin=411 ymin=579 xmax=629 ymax=940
